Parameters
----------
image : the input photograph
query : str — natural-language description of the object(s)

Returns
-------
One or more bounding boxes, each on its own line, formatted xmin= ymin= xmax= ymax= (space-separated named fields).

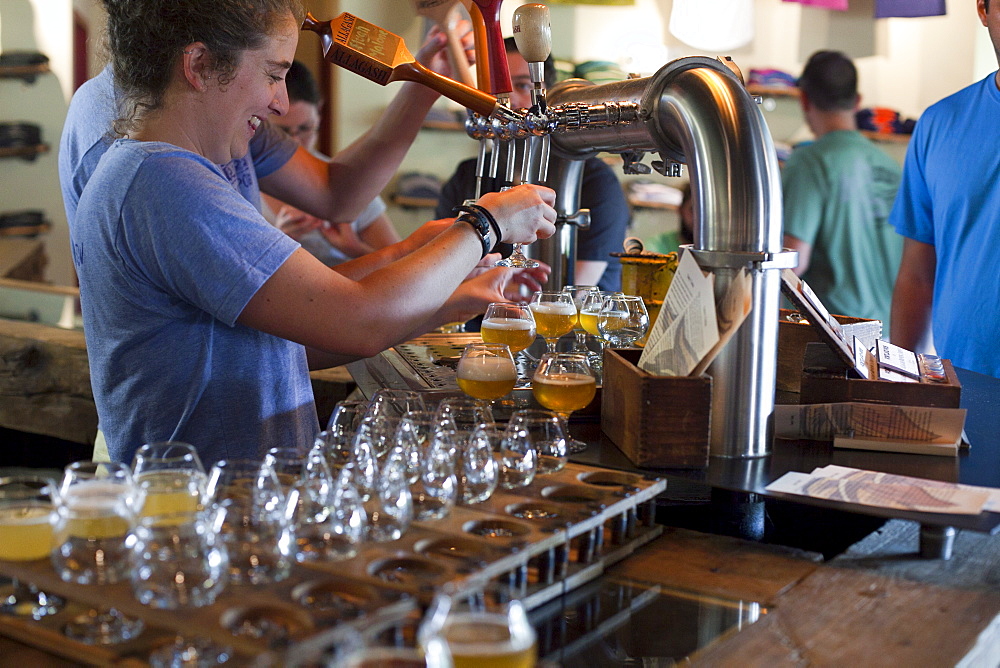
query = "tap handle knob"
xmin=512 ymin=3 xmax=551 ymax=65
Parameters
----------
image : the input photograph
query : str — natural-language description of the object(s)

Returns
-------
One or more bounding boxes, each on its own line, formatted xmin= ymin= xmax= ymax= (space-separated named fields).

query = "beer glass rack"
xmin=0 ymin=462 xmax=664 ymax=665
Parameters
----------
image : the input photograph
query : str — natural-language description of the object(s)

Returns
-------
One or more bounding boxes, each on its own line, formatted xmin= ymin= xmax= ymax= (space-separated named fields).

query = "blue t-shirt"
xmin=58 ymin=65 xmax=298 ymax=225
xmin=72 ymin=140 xmax=318 ymax=465
xmin=890 ymin=73 xmax=1000 ymax=378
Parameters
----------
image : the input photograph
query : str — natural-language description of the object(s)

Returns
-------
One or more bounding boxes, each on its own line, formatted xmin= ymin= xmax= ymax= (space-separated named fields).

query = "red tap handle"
xmin=471 ymin=0 xmax=511 ymax=96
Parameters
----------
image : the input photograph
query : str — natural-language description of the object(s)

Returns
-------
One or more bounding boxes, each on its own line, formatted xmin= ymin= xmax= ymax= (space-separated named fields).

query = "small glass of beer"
xmin=529 ymin=291 xmax=577 ymax=353
xmin=420 ymin=580 xmax=537 ymax=668
xmin=531 ymin=352 xmax=598 ymax=455
xmin=456 ymin=343 xmax=518 ymax=402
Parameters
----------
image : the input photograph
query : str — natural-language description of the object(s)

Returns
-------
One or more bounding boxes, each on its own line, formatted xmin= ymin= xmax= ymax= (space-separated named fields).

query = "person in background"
xmin=891 ymin=0 xmax=1000 ymax=377
xmin=436 ymin=37 xmax=631 ymax=293
xmin=68 ymin=0 xmax=556 ymax=465
xmin=262 ymin=60 xmax=401 ymax=266
xmin=644 ymin=182 xmax=693 ymax=254
xmin=781 ymin=50 xmax=903 ymax=330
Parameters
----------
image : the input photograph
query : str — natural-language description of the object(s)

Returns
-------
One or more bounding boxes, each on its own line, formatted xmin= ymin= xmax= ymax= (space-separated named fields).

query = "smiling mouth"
xmin=249 ymin=116 xmax=263 ymax=133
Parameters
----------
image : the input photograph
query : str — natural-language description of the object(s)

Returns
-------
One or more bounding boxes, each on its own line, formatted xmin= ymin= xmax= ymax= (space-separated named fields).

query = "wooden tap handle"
xmin=392 ymin=61 xmax=499 ymax=117
xmin=469 ymin=3 xmax=491 ymax=92
xmin=472 ymin=0 xmax=511 ymax=96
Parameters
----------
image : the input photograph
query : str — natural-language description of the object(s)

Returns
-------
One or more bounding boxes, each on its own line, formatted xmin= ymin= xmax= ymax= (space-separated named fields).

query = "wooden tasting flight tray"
xmin=0 ymin=461 xmax=665 ymax=666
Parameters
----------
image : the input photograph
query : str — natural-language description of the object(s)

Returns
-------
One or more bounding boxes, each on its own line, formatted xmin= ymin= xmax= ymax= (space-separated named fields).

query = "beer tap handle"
xmin=512 ymin=3 xmax=551 ymax=108
xmin=471 ymin=0 xmax=512 ymax=96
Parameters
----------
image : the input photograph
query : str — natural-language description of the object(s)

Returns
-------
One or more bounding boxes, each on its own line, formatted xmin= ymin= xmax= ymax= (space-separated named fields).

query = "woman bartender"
xmin=73 ymin=0 xmax=556 ymax=465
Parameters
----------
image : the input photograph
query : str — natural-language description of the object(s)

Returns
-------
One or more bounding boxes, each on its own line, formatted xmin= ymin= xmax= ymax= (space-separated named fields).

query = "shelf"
xmin=747 ymin=84 xmax=800 ymax=99
xmin=861 ymin=130 xmax=911 ymax=144
xmin=392 ymin=194 xmax=439 ymax=209
xmin=0 ymin=144 xmax=49 ymax=161
xmin=0 ymin=62 xmax=50 ymax=83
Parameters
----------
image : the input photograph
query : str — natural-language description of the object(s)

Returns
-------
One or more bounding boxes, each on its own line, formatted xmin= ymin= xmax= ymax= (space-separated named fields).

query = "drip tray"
xmin=530 ymin=576 xmax=762 ymax=666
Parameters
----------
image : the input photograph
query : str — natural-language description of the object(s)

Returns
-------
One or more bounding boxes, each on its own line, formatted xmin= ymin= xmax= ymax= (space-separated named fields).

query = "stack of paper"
xmin=766 ymin=465 xmax=1000 ymax=515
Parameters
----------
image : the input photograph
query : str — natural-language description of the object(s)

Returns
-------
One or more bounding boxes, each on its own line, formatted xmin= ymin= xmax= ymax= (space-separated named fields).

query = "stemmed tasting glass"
xmin=436 ymin=396 xmax=495 ymax=451
xmin=53 ymin=461 xmax=145 ymax=645
xmin=365 ymin=389 xmax=427 ymax=421
xmin=508 ymin=409 xmax=569 ymax=475
xmin=459 ymin=426 xmax=499 ymax=505
xmin=326 ymin=398 xmax=369 ymax=440
xmin=419 ymin=579 xmax=537 ymax=668
xmin=206 ymin=459 xmax=294 ymax=586
xmin=131 ymin=441 xmax=207 ymax=517
xmin=529 ymin=291 xmax=577 ymax=354
xmin=562 ymin=285 xmax=601 ymax=355
xmin=481 ymin=302 xmax=536 ymax=385
xmin=598 ymin=294 xmax=650 ymax=348
xmin=456 ymin=342 xmax=518 ymax=402
xmin=497 ymin=421 xmax=538 ymax=490
xmin=532 ymin=352 xmax=598 ymax=456
xmin=0 ymin=475 xmax=64 ymax=619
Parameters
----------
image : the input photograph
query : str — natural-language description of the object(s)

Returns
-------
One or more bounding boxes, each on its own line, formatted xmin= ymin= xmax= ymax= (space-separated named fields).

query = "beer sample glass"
xmin=458 ymin=426 xmax=499 ymax=505
xmin=365 ymin=388 xmax=427 ymax=421
xmin=562 ymin=284 xmax=601 ymax=355
xmin=497 ymin=421 xmax=538 ymax=490
xmin=508 ymin=409 xmax=568 ymax=475
xmin=0 ymin=475 xmax=64 ymax=619
xmin=481 ymin=302 xmax=536 ymax=356
xmin=408 ymin=429 xmax=458 ymax=522
xmin=529 ymin=291 xmax=577 ymax=353
xmin=52 ymin=461 xmax=137 ymax=585
xmin=456 ymin=343 xmax=518 ymax=401
xmin=129 ymin=507 xmax=229 ymax=609
xmin=532 ymin=352 xmax=598 ymax=455
xmin=206 ymin=459 xmax=293 ymax=585
xmin=598 ymin=294 xmax=649 ymax=348
xmin=420 ymin=580 xmax=537 ymax=668
xmin=131 ymin=441 xmax=207 ymax=518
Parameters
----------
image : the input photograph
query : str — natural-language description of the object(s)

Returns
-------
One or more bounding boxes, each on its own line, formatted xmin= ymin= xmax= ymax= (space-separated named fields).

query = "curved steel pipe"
xmin=545 ymin=57 xmax=786 ymax=458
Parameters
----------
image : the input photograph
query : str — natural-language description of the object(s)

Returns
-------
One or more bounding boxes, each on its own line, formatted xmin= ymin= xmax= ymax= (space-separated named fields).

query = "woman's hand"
xmin=274 ymin=205 xmax=323 ymax=241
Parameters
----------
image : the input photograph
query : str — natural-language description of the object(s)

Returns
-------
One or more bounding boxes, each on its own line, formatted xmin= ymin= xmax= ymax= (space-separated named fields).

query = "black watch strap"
xmin=456 ymin=212 xmax=492 ymax=259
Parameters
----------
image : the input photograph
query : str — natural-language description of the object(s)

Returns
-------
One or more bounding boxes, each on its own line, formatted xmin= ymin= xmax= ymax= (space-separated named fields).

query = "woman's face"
xmin=203 ymin=12 xmax=299 ymax=164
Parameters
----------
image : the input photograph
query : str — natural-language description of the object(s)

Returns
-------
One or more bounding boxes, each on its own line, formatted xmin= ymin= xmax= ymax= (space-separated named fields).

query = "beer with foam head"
xmin=480 ymin=317 xmax=536 ymax=353
xmin=457 ymin=355 xmax=518 ymax=400
xmin=531 ymin=372 xmax=597 ymax=413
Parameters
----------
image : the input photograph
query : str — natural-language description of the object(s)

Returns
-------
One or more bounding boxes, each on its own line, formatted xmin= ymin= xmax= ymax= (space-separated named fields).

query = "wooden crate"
xmin=778 ymin=308 xmax=882 ymax=394
xmin=799 ymin=342 xmax=962 ymax=408
xmin=600 ymin=348 xmax=711 ymax=468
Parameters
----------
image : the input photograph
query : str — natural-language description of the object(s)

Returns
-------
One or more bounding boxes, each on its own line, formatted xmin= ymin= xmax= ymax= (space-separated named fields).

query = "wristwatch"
xmin=456 ymin=212 xmax=493 ymax=259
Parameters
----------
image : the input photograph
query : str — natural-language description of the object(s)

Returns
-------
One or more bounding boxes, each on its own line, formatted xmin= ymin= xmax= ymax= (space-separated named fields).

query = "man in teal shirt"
xmin=782 ymin=50 xmax=903 ymax=329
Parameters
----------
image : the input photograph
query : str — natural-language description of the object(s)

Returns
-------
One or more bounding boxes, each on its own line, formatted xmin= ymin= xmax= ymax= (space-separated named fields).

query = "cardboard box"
xmin=799 ymin=342 xmax=962 ymax=409
xmin=777 ymin=308 xmax=882 ymax=394
xmin=600 ymin=348 xmax=711 ymax=468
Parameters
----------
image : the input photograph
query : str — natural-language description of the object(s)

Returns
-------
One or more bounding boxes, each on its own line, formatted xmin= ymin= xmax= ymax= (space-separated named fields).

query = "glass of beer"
xmin=562 ymin=285 xmax=601 ymax=354
xmin=532 ymin=352 xmax=598 ymax=455
xmin=131 ymin=441 xmax=207 ymax=519
xmin=0 ymin=475 xmax=65 ymax=619
xmin=456 ymin=343 xmax=518 ymax=401
xmin=481 ymin=302 xmax=536 ymax=355
xmin=598 ymin=294 xmax=649 ymax=348
xmin=529 ymin=291 xmax=577 ymax=353
xmin=420 ymin=580 xmax=537 ymax=668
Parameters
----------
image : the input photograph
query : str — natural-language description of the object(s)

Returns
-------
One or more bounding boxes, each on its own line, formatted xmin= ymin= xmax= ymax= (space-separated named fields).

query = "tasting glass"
xmin=408 ymin=429 xmax=458 ymax=522
xmin=531 ymin=352 xmax=598 ymax=455
xmin=52 ymin=460 xmax=138 ymax=585
xmin=129 ymin=507 xmax=229 ymax=609
xmin=436 ymin=397 xmax=495 ymax=449
xmin=287 ymin=447 xmax=359 ymax=563
xmin=356 ymin=415 xmax=404 ymax=462
xmin=365 ymin=389 xmax=427 ymax=421
xmin=529 ymin=291 xmax=578 ymax=354
xmin=326 ymin=399 xmax=369 ymax=443
xmin=206 ymin=459 xmax=293 ymax=585
xmin=147 ymin=636 xmax=233 ymax=668
xmin=419 ymin=580 xmax=536 ymax=668
xmin=54 ymin=463 xmax=144 ymax=645
xmin=508 ymin=409 xmax=569 ymax=475
xmin=456 ymin=343 xmax=518 ymax=402
xmin=598 ymin=294 xmax=649 ymax=348
xmin=366 ymin=454 xmax=413 ymax=542
xmin=562 ymin=285 xmax=601 ymax=355
xmin=481 ymin=302 xmax=536 ymax=385
xmin=394 ymin=409 xmax=441 ymax=484
xmin=458 ymin=426 xmax=499 ymax=505
xmin=497 ymin=422 xmax=538 ymax=490
xmin=0 ymin=475 xmax=64 ymax=619
xmin=131 ymin=441 xmax=207 ymax=518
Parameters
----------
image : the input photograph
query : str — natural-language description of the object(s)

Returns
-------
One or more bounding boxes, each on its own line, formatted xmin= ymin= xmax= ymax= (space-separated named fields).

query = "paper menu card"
xmin=775 ymin=402 xmax=966 ymax=455
xmin=638 ymin=249 xmax=752 ymax=377
xmin=766 ymin=465 xmax=996 ymax=515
